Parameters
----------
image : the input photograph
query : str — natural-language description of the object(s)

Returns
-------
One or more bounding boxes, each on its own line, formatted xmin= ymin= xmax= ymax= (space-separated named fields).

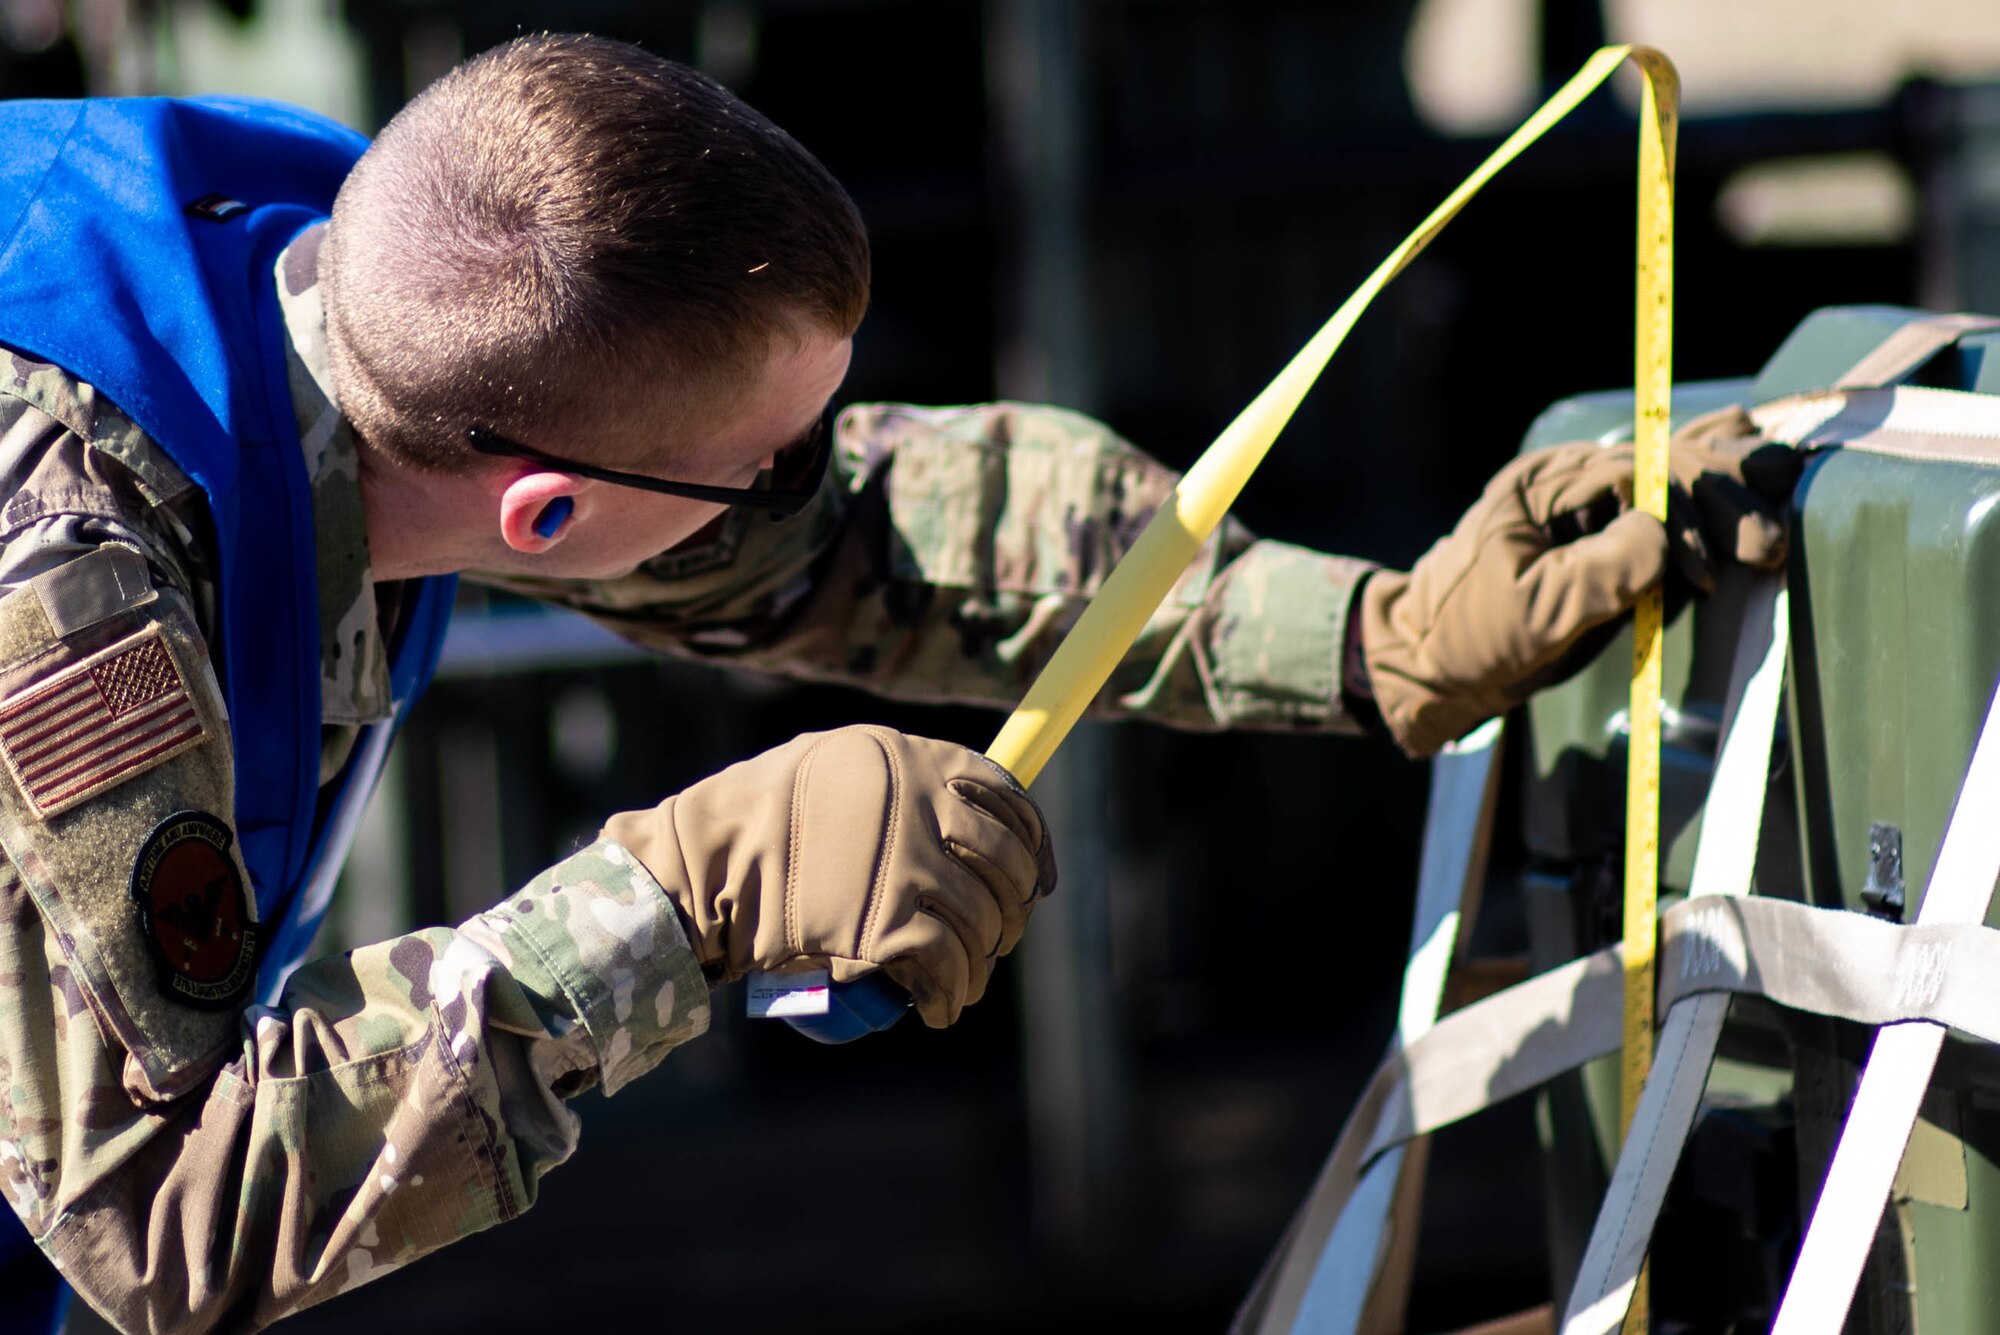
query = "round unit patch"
xmin=129 ymin=810 xmax=258 ymax=1008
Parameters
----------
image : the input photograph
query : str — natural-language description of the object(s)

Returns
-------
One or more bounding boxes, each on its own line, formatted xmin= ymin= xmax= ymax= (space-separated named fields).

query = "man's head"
xmin=320 ymin=32 xmax=869 ymax=479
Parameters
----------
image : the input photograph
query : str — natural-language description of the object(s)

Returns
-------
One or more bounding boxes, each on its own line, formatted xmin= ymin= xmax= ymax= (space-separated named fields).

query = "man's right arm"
xmin=0 ymin=365 xmax=713 ymax=1331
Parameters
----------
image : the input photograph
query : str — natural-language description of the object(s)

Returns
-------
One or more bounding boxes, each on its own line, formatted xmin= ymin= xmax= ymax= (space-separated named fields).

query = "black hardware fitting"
xmin=1860 ymin=821 xmax=1906 ymax=921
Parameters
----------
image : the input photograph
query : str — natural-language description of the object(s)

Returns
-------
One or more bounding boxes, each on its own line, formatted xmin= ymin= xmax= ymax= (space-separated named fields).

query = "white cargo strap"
xmin=1238 ymin=577 xmax=1783 ymax=1335
xmin=1239 ymin=882 xmax=2000 ymax=1247
xmin=1559 ymin=574 xmax=1788 ymax=1334
xmin=1666 ymin=896 xmax=2000 ymax=1044
xmin=1236 ymin=718 xmax=1506 ymax=1335
xmin=1753 ymin=384 xmax=2000 ymax=468
xmin=1756 ymin=324 xmax=2000 ymax=1335
xmin=1769 ymin=675 xmax=2000 ymax=1335
xmin=1830 ymin=312 xmax=2000 ymax=390
xmin=1358 ymin=715 xmax=1508 ymax=1335
xmin=1235 ymin=823 xmax=2000 ymax=1334
xmin=1242 ymin=344 xmax=2000 ymax=1335
xmin=1244 ymin=637 xmax=2000 ymax=1335
xmin=1574 ymin=364 xmax=2000 ymax=1332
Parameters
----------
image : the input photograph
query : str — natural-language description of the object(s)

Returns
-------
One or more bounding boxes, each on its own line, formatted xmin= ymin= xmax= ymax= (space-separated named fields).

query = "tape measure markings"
xmin=1617 ymin=57 xmax=1679 ymax=1335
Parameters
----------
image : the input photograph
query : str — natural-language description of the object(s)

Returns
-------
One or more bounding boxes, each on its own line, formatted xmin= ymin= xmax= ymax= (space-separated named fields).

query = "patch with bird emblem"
xmin=130 ymin=810 xmax=258 ymax=1008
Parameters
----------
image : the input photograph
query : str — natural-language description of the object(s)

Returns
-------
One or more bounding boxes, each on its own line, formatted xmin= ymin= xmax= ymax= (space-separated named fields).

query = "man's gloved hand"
xmin=602 ymin=725 xmax=1056 ymax=1028
xmin=1357 ymin=407 xmax=1801 ymax=758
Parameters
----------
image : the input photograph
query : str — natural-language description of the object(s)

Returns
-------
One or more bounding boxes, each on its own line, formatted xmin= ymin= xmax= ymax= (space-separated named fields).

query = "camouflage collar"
xmin=274 ymin=222 xmax=394 ymax=728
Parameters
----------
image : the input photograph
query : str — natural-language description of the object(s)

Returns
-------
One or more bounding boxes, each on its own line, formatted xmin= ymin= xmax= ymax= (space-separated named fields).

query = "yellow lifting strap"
xmin=980 ymin=44 xmax=1678 ymax=1335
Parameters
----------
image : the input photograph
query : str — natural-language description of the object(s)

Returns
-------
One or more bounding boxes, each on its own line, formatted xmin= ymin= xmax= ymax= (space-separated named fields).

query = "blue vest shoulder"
xmin=0 ymin=98 xmax=455 ymax=951
xmin=0 ymin=96 xmax=460 ymax=1307
xmin=0 ymin=97 xmax=365 ymax=493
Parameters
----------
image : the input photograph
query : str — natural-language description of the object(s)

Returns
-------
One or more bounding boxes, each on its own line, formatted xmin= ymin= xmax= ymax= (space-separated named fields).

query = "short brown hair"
xmin=321 ymin=33 xmax=870 ymax=473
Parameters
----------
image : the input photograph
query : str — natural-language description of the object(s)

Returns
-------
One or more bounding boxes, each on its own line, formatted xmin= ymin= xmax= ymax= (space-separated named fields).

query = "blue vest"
xmin=0 ymin=98 xmax=458 ymax=1305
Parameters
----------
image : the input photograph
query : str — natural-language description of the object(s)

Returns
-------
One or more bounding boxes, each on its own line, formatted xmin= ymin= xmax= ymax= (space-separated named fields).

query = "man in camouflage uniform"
xmin=0 ymin=32 xmax=1791 ymax=1335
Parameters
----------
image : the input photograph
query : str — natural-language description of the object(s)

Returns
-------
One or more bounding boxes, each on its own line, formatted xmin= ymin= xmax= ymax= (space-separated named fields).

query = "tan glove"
xmin=1359 ymin=408 xmax=1799 ymax=757
xmin=602 ymin=725 xmax=1056 ymax=1028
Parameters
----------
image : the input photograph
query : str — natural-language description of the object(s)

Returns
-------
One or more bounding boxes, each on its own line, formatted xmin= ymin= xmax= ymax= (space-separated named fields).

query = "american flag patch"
xmin=0 ymin=628 xmax=206 ymax=819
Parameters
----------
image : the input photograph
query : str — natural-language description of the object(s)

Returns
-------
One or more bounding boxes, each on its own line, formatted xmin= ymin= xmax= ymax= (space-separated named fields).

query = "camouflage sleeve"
xmin=0 ymin=363 xmax=712 ymax=1331
xmin=476 ymin=401 xmax=1379 ymax=733
xmin=6 ymin=828 xmax=707 ymax=1331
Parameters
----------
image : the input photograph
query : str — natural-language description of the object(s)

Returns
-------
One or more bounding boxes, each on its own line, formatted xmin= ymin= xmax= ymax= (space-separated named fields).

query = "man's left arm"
xmin=477 ymin=401 xmax=1380 ymax=735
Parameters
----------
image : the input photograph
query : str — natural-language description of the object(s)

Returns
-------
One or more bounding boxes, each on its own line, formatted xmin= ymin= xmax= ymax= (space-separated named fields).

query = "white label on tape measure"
xmin=746 ymin=970 xmax=832 ymax=1019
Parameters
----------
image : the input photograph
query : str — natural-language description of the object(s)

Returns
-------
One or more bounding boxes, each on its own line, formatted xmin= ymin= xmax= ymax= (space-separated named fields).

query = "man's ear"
xmin=498 ymin=470 xmax=585 ymax=555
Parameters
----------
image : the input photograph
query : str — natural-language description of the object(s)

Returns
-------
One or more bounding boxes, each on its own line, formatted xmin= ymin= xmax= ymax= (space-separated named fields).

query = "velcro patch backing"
xmin=0 ymin=625 xmax=206 ymax=819
xmin=29 ymin=545 xmax=157 ymax=640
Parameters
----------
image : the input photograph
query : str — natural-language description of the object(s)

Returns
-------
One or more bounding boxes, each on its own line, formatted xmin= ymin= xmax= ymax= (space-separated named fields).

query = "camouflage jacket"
xmin=488 ymin=400 xmax=1375 ymax=734
xmin=0 ymin=224 xmax=1373 ymax=1333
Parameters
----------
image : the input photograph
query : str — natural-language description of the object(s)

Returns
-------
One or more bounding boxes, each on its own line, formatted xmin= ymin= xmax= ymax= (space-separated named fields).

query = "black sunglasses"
xmin=466 ymin=404 xmax=834 ymax=520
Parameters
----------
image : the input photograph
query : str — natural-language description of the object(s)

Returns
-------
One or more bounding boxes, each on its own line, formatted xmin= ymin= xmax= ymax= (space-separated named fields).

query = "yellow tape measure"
xmin=984 ymin=47 xmax=1677 ymax=1316
xmin=1619 ymin=55 xmax=1678 ymax=1335
xmin=989 ymin=46 xmax=1678 ymax=794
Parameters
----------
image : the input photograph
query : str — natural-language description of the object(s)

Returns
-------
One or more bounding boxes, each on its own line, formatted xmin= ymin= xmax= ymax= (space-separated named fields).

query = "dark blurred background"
xmin=12 ymin=0 xmax=2000 ymax=1330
